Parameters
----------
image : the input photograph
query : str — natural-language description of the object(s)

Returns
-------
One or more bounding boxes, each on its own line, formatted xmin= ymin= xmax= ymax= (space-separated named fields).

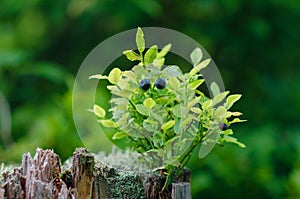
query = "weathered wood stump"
xmin=0 ymin=148 xmax=191 ymax=199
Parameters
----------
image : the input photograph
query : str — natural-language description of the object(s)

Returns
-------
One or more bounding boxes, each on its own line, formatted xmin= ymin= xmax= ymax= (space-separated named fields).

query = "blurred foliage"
xmin=0 ymin=0 xmax=299 ymax=198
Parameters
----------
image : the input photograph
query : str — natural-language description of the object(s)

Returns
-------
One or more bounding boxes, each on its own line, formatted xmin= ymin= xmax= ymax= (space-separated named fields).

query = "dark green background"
xmin=0 ymin=0 xmax=299 ymax=198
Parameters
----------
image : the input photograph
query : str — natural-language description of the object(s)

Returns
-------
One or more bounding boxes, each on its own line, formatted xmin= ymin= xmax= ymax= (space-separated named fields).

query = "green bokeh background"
xmin=0 ymin=0 xmax=300 ymax=198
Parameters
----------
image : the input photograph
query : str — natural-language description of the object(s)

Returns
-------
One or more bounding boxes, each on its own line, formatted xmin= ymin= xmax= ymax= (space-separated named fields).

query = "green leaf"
xmin=179 ymin=117 xmax=193 ymax=128
xmin=225 ymin=94 xmax=242 ymax=109
xmin=187 ymin=97 xmax=200 ymax=109
xmin=189 ymin=79 xmax=205 ymax=90
xmin=143 ymin=119 xmax=158 ymax=132
xmin=212 ymin=91 xmax=229 ymax=106
xmin=99 ymin=120 xmax=117 ymax=128
xmin=190 ymin=47 xmax=203 ymax=65
xmin=222 ymin=129 xmax=233 ymax=135
xmin=168 ymin=77 xmax=180 ymax=89
xmin=123 ymin=50 xmax=142 ymax=61
xmin=112 ymin=132 xmax=127 ymax=140
xmin=93 ymin=105 xmax=106 ymax=118
xmin=202 ymin=100 xmax=212 ymax=110
xmin=89 ymin=74 xmax=108 ymax=80
xmin=108 ymin=68 xmax=122 ymax=84
xmin=153 ymin=58 xmax=165 ymax=67
xmin=150 ymin=112 xmax=164 ymax=124
xmin=144 ymin=45 xmax=158 ymax=65
xmin=161 ymin=120 xmax=175 ymax=131
xmin=226 ymin=111 xmax=243 ymax=118
xmin=229 ymin=118 xmax=247 ymax=124
xmin=135 ymin=104 xmax=148 ymax=116
xmin=189 ymin=59 xmax=211 ymax=77
xmin=136 ymin=27 xmax=145 ymax=53
xmin=157 ymin=43 xmax=172 ymax=58
xmin=173 ymin=104 xmax=181 ymax=117
xmin=190 ymin=107 xmax=202 ymax=114
xmin=162 ymin=65 xmax=182 ymax=78
xmin=222 ymin=135 xmax=246 ymax=148
xmin=144 ymin=98 xmax=156 ymax=110
xmin=210 ymin=82 xmax=220 ymax=97
xmin=214 ymin=106 xmax=227 ymax=121
xmin=199 ymin=131 xmax=219 ymax=158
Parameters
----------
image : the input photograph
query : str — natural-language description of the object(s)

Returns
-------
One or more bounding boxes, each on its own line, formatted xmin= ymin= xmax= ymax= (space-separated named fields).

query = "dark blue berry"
xmin=219 ymin=123 xmax=228 ymax=131
xmin=140 ymin=79 xmax=151 ymax=90
xmin=155 ymin=78 xmax=166 ymax=89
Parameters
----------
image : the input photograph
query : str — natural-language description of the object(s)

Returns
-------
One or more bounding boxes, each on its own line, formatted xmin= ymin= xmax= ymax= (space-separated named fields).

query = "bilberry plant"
xmin=89 ymin=27 xmax=246 ymax=190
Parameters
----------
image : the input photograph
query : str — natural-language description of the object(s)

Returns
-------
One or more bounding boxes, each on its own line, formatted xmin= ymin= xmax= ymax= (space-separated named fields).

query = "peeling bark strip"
xmin=72 ymin=148 xmax=94 ymax=199
xmin=0 ymin=148 xmax=191 ymax=199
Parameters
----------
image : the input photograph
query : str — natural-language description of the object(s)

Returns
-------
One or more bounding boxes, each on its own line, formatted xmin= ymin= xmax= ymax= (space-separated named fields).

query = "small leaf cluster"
xmin=90 ymin=27 xmax=246 ymax=189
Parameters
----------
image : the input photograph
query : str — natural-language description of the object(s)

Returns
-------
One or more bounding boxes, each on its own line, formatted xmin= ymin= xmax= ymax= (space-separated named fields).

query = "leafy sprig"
xmin=89 ymin=27 xmax=246 ymax=190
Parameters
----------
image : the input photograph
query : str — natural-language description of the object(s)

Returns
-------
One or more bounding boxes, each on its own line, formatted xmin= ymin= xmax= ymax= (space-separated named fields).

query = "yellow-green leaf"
xmin=108 ymin=68 xmax=122 ymax=84
xmin=89 ymin=74 xmax=108 ymax=80
xmin=153 ymin=58 xmax=165 ymax=67
xmin=225 ymin=94 xmax=242 ymax=109
xmin=212 ymin=91 xmax=229 ymax=106
xmin=222 ymin=135 xmax=246 ymax=148
xmin=189 ymin=59 xmax=211 ymax=77
xmin=135 ymin=104 xmax=148 ymax=116
xmin=202 ymin=100 xmax=212 ymax=110
xmin=210 ymin=81 xmax=220 ymax=97
xmin=226 ymin=111 xmax=243 ymax=118
xmin=136 ymin=27 xmax=145 ymax=53
xmin=144 ymin=45 xmax=158 ymax=65
xmin=99 ymin=120 xmax=117 ymax=128
xmin=112 ymin=132 xmax=127 ymax=140
xmin=93 ymin=105 xmax=106 ymax=118
xmin=143 ymin=98 xmax=156 ymax=110
xmin=189 ymin=79 xmax=205 ymax=90
xmin=161 ymin=120 xmax=175 ymax=131
xmin=190 ymin=47 xmax=203 ymax=65
xmin=229 ymin=118 xmax=247 ymax=124
xmin=123 ymin=50 xmax=141 ymax=61
xmin=157 ymin=43 xmax=172 ymax=58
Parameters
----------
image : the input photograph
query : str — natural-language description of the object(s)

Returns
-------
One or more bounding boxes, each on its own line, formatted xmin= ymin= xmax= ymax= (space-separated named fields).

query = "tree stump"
xmin=0 ymin=148 xmax=191 ymax=199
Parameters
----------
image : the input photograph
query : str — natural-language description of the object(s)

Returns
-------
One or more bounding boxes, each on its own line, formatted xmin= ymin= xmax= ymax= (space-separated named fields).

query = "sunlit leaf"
xmin=89 ymin=74 xmax=108 ymax=80
xmin=189 ymin=79 xmax=205 ymax=90
xmin=190 ymin=47 xmax=203 ymax=65
xmin=112 ymin=132 xmax=127 ymax=140
xmin=123 ymin=50 xmax=141 ymax=61
xmin=212 ymin=91 xmax=229 ymax=106
xmin=161 ymin=120 xmax=175 ymax=131
xmin=210 ymin=82 xmax=220 ymax=97
xmin=225 ymin=94 xmax=242 ymax=109
xmin=202 ymin=100 xmax=212 ymax=110
xmin=144 ymin=45 xmax=158 ymax=65
xmin=108 ymin=68 xmax=122 ymax=84
xmin=190 ymin=107 xmax=202 ymax=114
xmin=226 ymin=111 xmax=243 ymax=118
xmin=153 ymin=58 xmax=165 ymax=67
xmin=99 ymin=119 xmax=117 ymax=128
xmin=135 ymin=104 xmax=148 ymax=116
xmin=144 ymin=98 xmax=156 ymax=110
xmin=222 ymin=135 xmax=246 ymax=148
xmin=136 ymin=27 xmax=145 ymax=53
xmin=93 ymin=105 xmax=106 ymax=118
xmin=157 ymin=43 xmax=171 ymax=58
xmin=168 ymin=77 xmax=180 ymax=89
xmin=229 ymin=118 xmax=247 ymax=124
xmin=162 ymin=65 xmax=182 ymax=78
xmin=189 ymin=59 xmax=211 ymax=77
